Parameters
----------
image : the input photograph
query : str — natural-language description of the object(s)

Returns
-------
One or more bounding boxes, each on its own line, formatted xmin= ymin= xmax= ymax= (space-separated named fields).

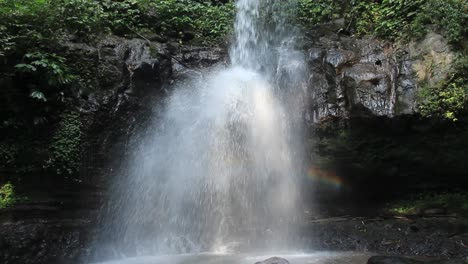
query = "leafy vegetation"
xmin=387 ymin=192 xmax=468 ymax=215
xmin=15 ymin=52 xmax=75 ymax=104
xmin=139 ymin=0 xmax=235 ymax=42
xmin=419 ymin=57 xmax=468 ymax=121
xmin=297 ymin=0 xmax=466 ymax=47
xmin=347 ymin=0 xmax=428 ymax=40
xmin=0 ymin=182 xmax=16 ymax=209
xmin=298 ymin=0 xmax=342 ymax=25
xmin=410 ymin=0 xmax=467 ymax=45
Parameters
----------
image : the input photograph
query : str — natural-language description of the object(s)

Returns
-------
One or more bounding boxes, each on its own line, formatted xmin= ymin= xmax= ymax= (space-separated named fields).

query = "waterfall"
xmin=99 ymin=0 xmax=308 ymax=259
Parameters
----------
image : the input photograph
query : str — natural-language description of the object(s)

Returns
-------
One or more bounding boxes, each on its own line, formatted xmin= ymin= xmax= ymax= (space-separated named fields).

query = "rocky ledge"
xmin=368 ymin=256 xmax=468 ymax=264
xmin=301 ymin=216 xmax=468 ymax=258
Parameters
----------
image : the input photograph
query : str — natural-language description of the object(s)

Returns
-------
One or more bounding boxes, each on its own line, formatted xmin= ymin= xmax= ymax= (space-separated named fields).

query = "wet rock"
xmin=255 ymin=257 xmax=290 ymax=264
xmin=423 ymin=208 xmax=447 ymax=216
xmin=368 ymin=256 xmax=468 ymax=264
xmin=306 ymin=36 xmax=398 ymax=121
xmin=170 ymin=45 xmax=226 ymax=81
xmin=308 ymin=48 xmax=325 ymax=62
xmin=408 ymin=31 xmax=455 ymax=87
xmin=368 ymin=256 xmax=422 ymax=264
xmin=325 ymin=49 xmax=357 ymax=69
xmin=181 ymin=31 xmax=195 ymax=41
xmin=179 ymin=46 xmax=226 ymax=67
xmin=0 ymin=219 xmax=91 ymax=264
xmin=305 ymin=29 xmax=456 ymax=121
xmin=302 ymin=217 xmax=468 ymax=258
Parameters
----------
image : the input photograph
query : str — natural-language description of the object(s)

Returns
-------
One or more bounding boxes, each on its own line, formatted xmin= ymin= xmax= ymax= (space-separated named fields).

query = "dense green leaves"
xmin=347 ymin=0 xmax=426 ymax=39
xmin=14 ymin=51 xmax=75 ymax=103
xmin=297 ymin=0 xmax=466 ymax=47
xmin=137 ymin=0 xmax=234 ymax=42
xmin=411 ymin=0 xmax=467 ymax=45
xmin=419 ymin=58 xmax=468 ymax=121
xmin=0 ymin=0 xmax=235 ymax=63
xmin=0 ymin=182 xmax=16 ymax=209
xmin=298 ymin=0 xmax=341 ymax=25
xmin=55 ymin=0 xmax=107 ymax=37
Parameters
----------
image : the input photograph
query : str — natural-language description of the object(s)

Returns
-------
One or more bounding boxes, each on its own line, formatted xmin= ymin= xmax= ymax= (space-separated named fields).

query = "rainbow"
xmin=307 ymin=167 xmax=343 ymax=188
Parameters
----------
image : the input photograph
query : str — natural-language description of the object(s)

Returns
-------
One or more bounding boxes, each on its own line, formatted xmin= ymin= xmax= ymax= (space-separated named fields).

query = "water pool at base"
xmin=96 ymin=252 xmax=371 ymax=264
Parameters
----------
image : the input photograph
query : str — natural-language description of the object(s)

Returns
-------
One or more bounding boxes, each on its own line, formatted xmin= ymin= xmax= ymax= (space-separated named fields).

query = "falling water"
xmin=98 ymin=0 xmax=308 ymax=260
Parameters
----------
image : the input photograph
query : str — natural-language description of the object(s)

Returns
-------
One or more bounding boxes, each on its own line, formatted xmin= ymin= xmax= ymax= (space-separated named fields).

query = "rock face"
xmin=305 ymin=30 xmax=455 ymax=122
xmin=59 ymin=37 xmax=173 ymax=186
xmin=255 ymin=257 xmax=290 ymax=264
xmin=302 ymin=29 xmax=468 ymax=202
xmin=307 ymin=39 xmax=397 ymax=121
xmin=68 ymin=37 xmax=226 ymax=187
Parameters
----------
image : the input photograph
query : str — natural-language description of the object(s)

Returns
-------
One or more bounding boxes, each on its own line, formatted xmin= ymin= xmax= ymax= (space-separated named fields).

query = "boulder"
xmin=255 ymin=257 xmax=290 ymax=264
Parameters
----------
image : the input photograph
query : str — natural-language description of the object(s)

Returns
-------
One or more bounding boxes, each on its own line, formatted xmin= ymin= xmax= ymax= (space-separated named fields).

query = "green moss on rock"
xmin=44 ymin=111 xmax=82 ymax=175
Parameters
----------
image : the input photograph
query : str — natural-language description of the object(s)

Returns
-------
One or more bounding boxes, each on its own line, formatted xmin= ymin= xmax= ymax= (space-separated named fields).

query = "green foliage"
xmin=346 ymin=0 xmax=466 ymax=44
xmin=418 ymin=57 xmax=468 ymax=121
xmin=193 ymin=1 xmax=235 ymax=42
xmin=141 ymin=0 xmax=199 ymax=35
xmin=0 ymin=25 xmax=14 ymax=57
xmin=15 ymin=51 xmax=75 ymax=103
xmin=0 ymin=0 xmax=50 ymax=57
xmin=55 ymin=0 xmax=107 ymax=38
xmin=44 ymin=111 xmax=82 ymax=175
xmin=101 ymin=0 xmax=142 ymax=35
xmin=411 ymin=0 xmax=467 ymax=44
xmin=0 ymin=0 xmax=234 ymax=50
xmin=298 ymin=0 xmax=341 ymax=25
xmin=0 ymin=182 xmax=16 ymax=209
xmin=139 ymin=0 xmax=234 ymax=43
xmin=388 ymin=192 xmax=468 ymax=215
xmin=349 ymin=0 xmax=425 ymax=39
xmin=0 ymin=0 xmax=235 ymax=61
xmin=296 ymin=0 xmax=466 ymax=46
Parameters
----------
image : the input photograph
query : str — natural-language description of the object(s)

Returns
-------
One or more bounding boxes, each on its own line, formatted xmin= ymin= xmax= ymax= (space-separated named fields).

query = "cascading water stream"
xmin=97 ymin=0 xmax=308 ymax=260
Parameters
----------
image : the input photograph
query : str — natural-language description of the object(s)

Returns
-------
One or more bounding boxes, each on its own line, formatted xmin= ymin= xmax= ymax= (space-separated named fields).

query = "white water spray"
xmin=98 ymin=0 xmax=308 ymax=259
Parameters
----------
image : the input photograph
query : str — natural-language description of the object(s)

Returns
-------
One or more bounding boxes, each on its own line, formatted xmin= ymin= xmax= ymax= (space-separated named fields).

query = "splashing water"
xmin=98 ymin=0 xmax=308 ymax=260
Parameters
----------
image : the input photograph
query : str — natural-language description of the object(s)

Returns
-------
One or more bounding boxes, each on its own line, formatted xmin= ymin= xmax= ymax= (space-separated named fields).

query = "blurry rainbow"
xmin=307 ymin=167 xmax=343 ymax=188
